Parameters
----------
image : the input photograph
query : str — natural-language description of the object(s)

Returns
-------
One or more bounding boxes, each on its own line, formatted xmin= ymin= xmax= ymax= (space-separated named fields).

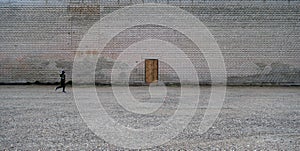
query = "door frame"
xmin=144 ymin=58 xmax=159 ymax=84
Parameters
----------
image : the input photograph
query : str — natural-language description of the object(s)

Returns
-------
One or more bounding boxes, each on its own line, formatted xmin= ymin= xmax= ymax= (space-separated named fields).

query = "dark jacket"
xmin=60 ymin=73 xmax=66 ymax=85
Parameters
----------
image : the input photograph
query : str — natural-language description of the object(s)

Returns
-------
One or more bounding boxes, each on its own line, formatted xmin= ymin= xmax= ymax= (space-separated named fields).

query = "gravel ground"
xmin=0 ymin=85 xmax=299 ymax=150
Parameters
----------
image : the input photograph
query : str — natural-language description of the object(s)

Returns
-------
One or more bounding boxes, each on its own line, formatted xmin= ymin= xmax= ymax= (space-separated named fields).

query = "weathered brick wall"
xmin=0 ymin=1 xmax=299 ymax=85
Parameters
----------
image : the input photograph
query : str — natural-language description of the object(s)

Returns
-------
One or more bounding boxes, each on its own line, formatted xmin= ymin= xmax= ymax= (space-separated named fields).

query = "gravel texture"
xmin=0 ymin=85 xmax=299 ymax=150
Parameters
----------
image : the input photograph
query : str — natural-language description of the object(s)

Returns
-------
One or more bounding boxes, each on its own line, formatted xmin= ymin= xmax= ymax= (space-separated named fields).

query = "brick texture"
xmin=0 ymin=1 xmax=299 ymax=85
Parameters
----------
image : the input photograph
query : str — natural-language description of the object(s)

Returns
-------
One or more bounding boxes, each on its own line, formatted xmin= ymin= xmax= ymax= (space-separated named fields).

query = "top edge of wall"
xmin=1 ymin=0 xmax=300 ymax=8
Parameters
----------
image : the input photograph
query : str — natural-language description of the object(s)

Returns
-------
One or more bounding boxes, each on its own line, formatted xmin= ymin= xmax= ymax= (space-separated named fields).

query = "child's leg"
xmin=56 ymin=85 xmax=62 ymax=90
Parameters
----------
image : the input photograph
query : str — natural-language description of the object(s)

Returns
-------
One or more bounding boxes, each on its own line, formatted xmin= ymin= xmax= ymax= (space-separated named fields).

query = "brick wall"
xmin=0 ymin=1 xmax=299 ymax=85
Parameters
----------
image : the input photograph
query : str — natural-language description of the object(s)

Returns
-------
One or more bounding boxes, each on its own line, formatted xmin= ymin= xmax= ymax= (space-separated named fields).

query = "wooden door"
xmin=145 ymin=59 xmax=158 ymax=83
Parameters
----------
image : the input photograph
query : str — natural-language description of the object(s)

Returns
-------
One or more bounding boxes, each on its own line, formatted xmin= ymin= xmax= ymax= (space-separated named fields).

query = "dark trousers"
xmin=56 ymin=82 xmax=66 ymax=92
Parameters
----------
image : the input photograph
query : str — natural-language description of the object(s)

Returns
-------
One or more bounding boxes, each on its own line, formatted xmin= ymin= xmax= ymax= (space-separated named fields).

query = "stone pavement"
xmin=0 ymin=85 xmax=299 ymax=150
